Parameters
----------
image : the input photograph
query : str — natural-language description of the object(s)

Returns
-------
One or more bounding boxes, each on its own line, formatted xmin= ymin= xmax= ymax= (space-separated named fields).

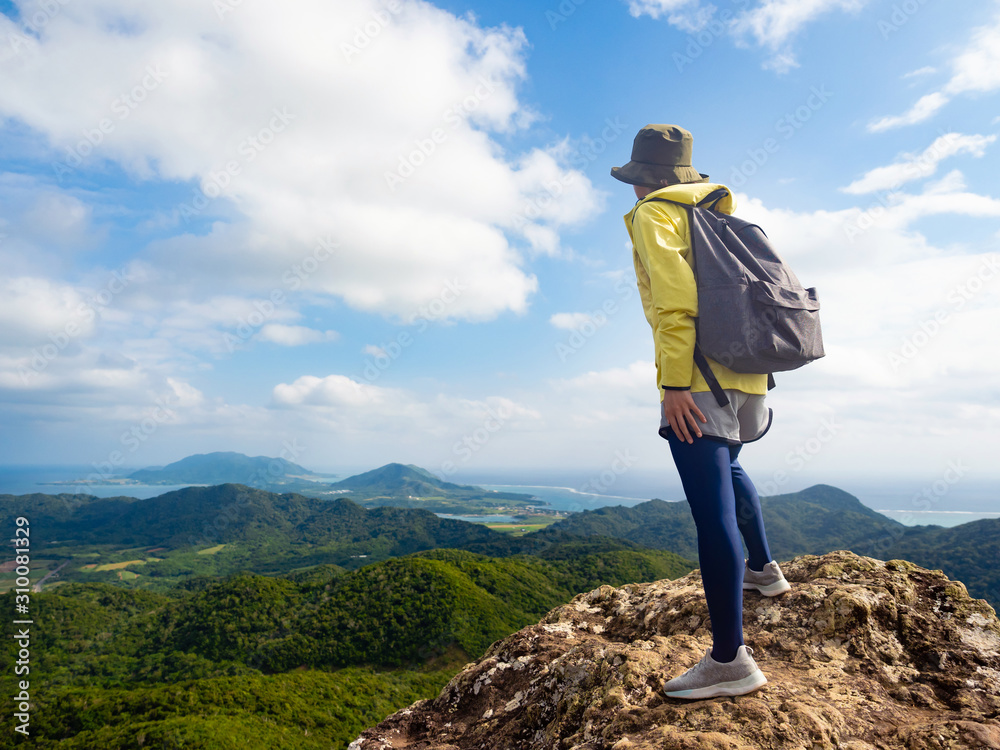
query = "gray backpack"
xmin=637 ymin=188 xmax=824 ymax=407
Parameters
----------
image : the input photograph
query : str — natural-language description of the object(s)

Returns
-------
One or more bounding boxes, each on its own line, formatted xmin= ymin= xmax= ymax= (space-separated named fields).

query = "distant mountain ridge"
xmin=3 ymin=482 xmax=997 ymax=606
xmin=121 ymin=455 xmax=538 ymax=512
xmin=535 ymin=483 xmax=1000 ymax=605
xmin=129 ymin=451 xmax=312 ymax=485
xmin=537 ymin=484 xmax=905 ymax=562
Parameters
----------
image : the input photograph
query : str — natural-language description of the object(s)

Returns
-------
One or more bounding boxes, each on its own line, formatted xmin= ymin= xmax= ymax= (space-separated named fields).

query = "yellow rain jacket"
xmin=624 ymin=182 xmax=767 ymax=400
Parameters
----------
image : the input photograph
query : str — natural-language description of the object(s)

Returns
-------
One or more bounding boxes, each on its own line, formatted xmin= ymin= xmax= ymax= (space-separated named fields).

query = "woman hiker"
xmin=612 ymin=124 xmax=791 ymax=700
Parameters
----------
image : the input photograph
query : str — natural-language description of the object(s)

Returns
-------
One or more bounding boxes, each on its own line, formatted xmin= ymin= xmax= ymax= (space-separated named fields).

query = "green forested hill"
xmin=536 ymin=484 xmax=1000 ymax=607
xmin=46 ymin=543 xmax=690 ymax=677
xmin=0 ymin=543 xmax=692 ymax=749
xmin=2 ymin=477 xmax=996 ymax=749
xmin=537 ymin=484 xmax=906 ymax=562
xmin=0 ymin=485 xmax=526 ymax=555
xmin=880 ymin=518 xmax=1000 ymax=606
xmin=327 ymin=462 xmax=538 ymax=510
xmin=329 ymin=462 xmax=469 ymax=494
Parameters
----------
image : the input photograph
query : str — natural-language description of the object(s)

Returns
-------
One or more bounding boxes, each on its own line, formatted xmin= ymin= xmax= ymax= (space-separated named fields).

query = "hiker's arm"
xmin=631 ymin=206 xmax=698 ymax=389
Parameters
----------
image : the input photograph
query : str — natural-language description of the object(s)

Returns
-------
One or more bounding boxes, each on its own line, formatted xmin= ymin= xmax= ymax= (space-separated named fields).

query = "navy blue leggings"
xmin=666 ymin=433 xmax=773 ymax=663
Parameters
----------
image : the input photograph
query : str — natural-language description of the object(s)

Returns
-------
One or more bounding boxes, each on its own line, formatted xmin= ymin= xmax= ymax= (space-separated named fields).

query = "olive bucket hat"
xmin=611 ymin=124 xmax=709 ymax=188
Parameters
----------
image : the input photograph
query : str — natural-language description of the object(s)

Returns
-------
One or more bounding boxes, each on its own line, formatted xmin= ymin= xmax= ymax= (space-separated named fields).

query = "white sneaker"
xmin=742 ymin=560 xmax=791 ymax=596
xmin=663 ymin=645 xmax=767 ymax=700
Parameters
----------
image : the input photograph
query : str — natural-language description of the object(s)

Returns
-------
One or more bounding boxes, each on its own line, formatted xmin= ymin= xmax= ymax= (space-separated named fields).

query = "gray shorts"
xmin=658 ymin=389 xmax=772 ymax=445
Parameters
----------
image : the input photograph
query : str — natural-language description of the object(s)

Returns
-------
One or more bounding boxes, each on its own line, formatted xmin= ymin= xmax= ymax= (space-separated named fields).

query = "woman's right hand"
xmin=662 ymin=390 xmax=707 ymax=444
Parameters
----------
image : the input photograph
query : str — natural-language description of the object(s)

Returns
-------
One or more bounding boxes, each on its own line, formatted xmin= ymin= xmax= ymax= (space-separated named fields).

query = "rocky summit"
xmin=349 ymin=551 xmax=1000 ymax=750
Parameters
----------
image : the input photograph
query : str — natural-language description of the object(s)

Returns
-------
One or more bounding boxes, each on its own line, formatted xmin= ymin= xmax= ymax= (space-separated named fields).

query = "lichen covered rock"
xmin=349 ymin=551 xmax=1000 ymax=750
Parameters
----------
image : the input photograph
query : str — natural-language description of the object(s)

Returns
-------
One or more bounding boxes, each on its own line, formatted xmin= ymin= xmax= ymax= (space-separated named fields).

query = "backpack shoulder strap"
xmin=630 ymin=187 xmax=731 ymax=226
xmin=693 ymin=345 xmax=730 ymax=407
xmin=695 ymin=187 xmax=730 ymax=209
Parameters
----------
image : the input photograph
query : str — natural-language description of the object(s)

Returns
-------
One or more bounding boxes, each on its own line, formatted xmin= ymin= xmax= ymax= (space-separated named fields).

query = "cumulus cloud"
xmin=555 ymin=360 xmax=654 ymax=392
xmin=0 ymin=0 xmax=597 ymax=323
xmin=841 ymin=133 xmax=997 ymax=195
xmin=269 ymin=374 xmax=543 ymax=461
xmin=625 ymin=0 xmax=715 ymax=31
xmin=256 ymin=324 xmax=338 ymax=346
xmin=0 ymin=276 xmax=97 ymax=347
xmin=730 ymin=0 xmax=870 ymax=73
xmin=869 ymin=15 xmax=1000 ymax=131
xmin=273 ymin=374 xmax=397 ymax=409
xmin=549 ymin=312 xmax=596 ymax=330
xmin=627 ymin=0 xmax=872 ymax=73
xmin=736 ymin=174 xmax=1000 ymax=275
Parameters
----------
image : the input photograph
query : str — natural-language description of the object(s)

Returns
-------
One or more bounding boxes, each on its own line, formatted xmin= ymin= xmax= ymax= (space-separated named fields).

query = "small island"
xmin=42 ymin=452 xmax=547 ymax=517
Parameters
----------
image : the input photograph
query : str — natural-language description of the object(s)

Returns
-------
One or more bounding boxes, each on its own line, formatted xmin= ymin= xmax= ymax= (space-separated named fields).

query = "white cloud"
xmin=944 ymin=18 xmax=1000 ymax=96
xmin=731 ymin=0 xmax=870 ymax=72
xmin=555 ymin=360 xmax=654 ymax=393
xmin=0 ymin=0 xmax=597 ymax=323
xmin=868 ymin=92 xmax=950 ymax=133
xmin=256 ymin=324 xmax=338 ymax=347
xmin=549 ymin=312 xmax=596 ymax=330
xmin=869 ymin=15 xmax=1000 ymax=131
xmin=903 ymin=66 xmax=936 ymax=79
xmin=625 ymin=0 xmax=713 ymax=31
xmin=0 ymin=276 xmax=97 ymax=347
xmin=841 ymin=133 xmax=996 ymax=195
xmin=269 ymin=375 xmax=543 ymax=455
xmin=626 ymin=0 xmax=872 ymax=70
xmin=737 ymin=174 xmax=1000 ymax=274
xmin=273 ymin=374 xmax=397 ymax=409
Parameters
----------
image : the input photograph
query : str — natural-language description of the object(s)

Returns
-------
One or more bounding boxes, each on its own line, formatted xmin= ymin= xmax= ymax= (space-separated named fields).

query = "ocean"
xmin=1 ymin=465 xmax=996 ymax=529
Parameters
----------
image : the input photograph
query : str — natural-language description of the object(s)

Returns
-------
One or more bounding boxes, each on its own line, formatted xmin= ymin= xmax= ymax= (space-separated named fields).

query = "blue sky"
xmin=1 ymin=0 xmax=998 ymax=497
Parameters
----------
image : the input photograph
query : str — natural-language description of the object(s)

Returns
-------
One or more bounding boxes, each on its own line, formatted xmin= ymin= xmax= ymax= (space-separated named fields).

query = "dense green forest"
xmin=0 ymin=541 xmax=691 ymax=749
xmin=1 ymin=481 xmax=996 ymax=748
